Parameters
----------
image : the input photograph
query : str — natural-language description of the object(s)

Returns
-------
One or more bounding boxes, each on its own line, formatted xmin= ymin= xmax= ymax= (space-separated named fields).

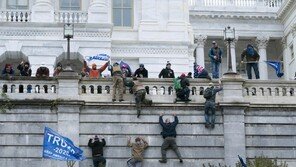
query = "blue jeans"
xmin=211 ymin=62 xmax=220 ymax=79
xmin=246 ymin=63 xmax=260 ymax=79
xmin=205 ymin=101 xmax=216 ymax=125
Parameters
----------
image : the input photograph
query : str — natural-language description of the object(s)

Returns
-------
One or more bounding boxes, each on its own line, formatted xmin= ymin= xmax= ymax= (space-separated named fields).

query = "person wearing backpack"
xmin=203 ymin=81 xmax=223 ymax=129
xmin=240 ymin=44 xmax=260 ymax=79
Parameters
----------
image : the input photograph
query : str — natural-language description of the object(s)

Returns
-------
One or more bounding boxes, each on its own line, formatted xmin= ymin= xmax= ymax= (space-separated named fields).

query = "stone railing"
xmin=0 ymin=77 xmax=58 ymax=100
xmin=243 ymin=80 xmax=296 ymax=105
xmin=54 ymin=11 xmax=88 ymax=23
xmin=188 ymin=0 xmax=283 ymax=8
xmin=0 ymin=10 xmax=31 ymax=22
xmin=1 ymin=77 xmax=296 ymax=105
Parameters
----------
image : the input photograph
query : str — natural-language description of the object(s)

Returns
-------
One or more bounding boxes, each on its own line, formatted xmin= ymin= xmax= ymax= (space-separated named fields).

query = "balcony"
xmin=0 ymin=76 xmax=295 ymax=106
xmin=189 ymin=0 xmax=284 ymax=16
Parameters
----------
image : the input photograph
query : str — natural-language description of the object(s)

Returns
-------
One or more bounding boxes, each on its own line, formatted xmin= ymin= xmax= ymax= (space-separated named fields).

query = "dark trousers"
xmin=93 ymin=156 xmax=106 ymax=167
xmin=246 ymin=63 xmax=260 ymax=79
xmin=176 ymin=87 xmax=190 ymax=101
xmin=161 ymin=137 xmax=182 ymax=160
xmin=205 ymin=101 xmax=216 ymax=125
xmin=127 ymin=158 xmax=142 ymax=167
xmin=135 ymin=89 xmax=152 ymax=113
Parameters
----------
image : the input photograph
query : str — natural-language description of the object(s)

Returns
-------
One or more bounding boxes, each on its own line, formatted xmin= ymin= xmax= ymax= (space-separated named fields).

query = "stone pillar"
xmin=292 ymin=26 xmax=296 ymax=79
xmin=56 ymin=71 xmax=81 ymax=167
xmin=256 ymin=36 xmax=269 ymax=80
xmin=88 ymin=0 xmax=110 ymax=23
xmin=194 ymin=34 xmax=207 ymax=67
xmin=31 ymin=0 xmax=54 ymax=22
xmin=281 ymin=37 xmax=289 ymax=80
xmin=138 ymin=0 xmax=158 ymax=40
xmin=221 ymin=74 xmax=248 ymax=167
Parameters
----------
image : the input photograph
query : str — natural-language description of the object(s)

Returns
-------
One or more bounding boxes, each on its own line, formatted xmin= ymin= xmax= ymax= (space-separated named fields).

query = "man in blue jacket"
xmin=159 ymin=113 xmax=183 ymax=163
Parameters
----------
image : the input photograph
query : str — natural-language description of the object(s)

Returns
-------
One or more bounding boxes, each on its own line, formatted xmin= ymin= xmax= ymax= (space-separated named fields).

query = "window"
xmin=60 ymin=0 xmax=81 ymax=11
xmin=113 ymin=0 xmax=133 ymax=27
xmin=7 ymin=0 xmax=29 ymax=9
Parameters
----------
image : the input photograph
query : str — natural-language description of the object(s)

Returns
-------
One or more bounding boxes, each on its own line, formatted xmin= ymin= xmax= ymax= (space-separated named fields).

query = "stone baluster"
xmin=256 ymin=35 xmax=269 ymax=80
xmin=194 ymin=35 xmax=207 ymax=67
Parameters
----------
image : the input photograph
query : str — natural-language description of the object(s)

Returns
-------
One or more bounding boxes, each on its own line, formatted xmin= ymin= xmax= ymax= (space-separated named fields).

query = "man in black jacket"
xmin=159 ymin=113 xmax=183 ymax=163
xmin=158 ymin=62 xmax=175 ymax=78
xmin=133 ymin=64 xmax=148 ymax=78
xmin=88 ymin=135 xmax=106 ymax=167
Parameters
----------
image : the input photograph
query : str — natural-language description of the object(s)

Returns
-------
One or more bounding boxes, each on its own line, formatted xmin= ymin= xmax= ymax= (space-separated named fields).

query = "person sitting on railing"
xmin=159 ymin=61 xmax=175 ymax=78
xmin=174 ymin=73 xmax=191 ymax=103
xmin=203 ymin=81 xmax=223 ymax=129
xmin=81 ymin=61 xmax=109 ymax=79
xmin=186 ymin=72 xmax=192 ymax=78
xmin=109 ymin=62 xmax=124 ymax=102
xmin=127 ymin=136 xmax=148 ymax=167
xmin=133 ymin=64 xmax=148 ymax=78
xmin=53 ymin=63 xmax=63 ymax=77
xmin=159 ymin=112 xmax=183 ymax=164
xmin=35 ymin=63 xmax=49 ymax=78
xmin=1 ymin=64 xmax=14 ymax=79
xmin=124 ymin=77 xmax=152 ymax=118
xmin=194 ymin=63 xmax=211 ymax=80
xmin=17 ymin=61 xmax=32 ymax=76
xmin=240 ymin=44 xmax=260 ymax=79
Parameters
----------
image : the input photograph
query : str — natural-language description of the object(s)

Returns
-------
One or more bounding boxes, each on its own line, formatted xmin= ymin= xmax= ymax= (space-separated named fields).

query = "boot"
xmin=137 ymin=110 xmax=141 ymax=118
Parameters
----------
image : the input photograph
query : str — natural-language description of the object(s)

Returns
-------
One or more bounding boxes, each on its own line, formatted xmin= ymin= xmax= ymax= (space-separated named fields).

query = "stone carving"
xmin=256 ymin=35 xmax=269 ymax=49
xmin=194 ymin=35 xmax=207 ymax=47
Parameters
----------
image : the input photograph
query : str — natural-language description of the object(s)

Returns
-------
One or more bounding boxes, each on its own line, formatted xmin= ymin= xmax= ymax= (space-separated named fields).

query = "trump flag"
xmin=42 ymin=127 xmax=85 ymax=161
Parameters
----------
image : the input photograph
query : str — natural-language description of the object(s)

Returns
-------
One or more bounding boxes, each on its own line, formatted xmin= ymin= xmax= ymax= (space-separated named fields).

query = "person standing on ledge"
xmin=133 ymin=64 xmax=148 ymax=78
xmin=158 ymin=61 xmax=175 ymax=78
xmin=159 ymin=113 xmax=183 ymax=164
xmin=241 ymin=44 xmax=260 ymax=79
xmin=208 ymin=41 xmax=222 ymax=79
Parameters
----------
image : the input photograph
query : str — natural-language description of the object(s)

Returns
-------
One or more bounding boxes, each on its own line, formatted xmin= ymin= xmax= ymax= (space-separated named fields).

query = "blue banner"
xmin=85 ymin=54 xmax=110 ymax=62
xmin=42 ymin=127 xmax=85 ymax=161
xmin=266 ymin=61 xmax=284 ymax=78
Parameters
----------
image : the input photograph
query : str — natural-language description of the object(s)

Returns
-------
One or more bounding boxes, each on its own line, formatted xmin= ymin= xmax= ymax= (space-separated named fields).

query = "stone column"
xmin=292 ymin=25 xmax=296 ymax=79
xmin=56 ymin=71 xmax=81 ymax=167
xmin=88 ymin=0 xmax=110 ymax=23
xmin=31 ymin=0 xmax=54 ymax=22
xmin=281 ymin=37 xmax=289 ymax=80
xmin=256 ymin=36 xmax=269 ymax=80
xmin=194 ymin=34 xmax=207 ymax=67
xmin=221 ymin=75 xmax=248 ymax=167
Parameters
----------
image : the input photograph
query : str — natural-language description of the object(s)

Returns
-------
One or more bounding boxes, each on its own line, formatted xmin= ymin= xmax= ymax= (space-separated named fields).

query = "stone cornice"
xmin=111 ymin=47 xmax=188 ymax=55
xmin=190 ymin=11 xmax=279 ymax=20
xmin=277 ymin=0 xmax=294 ymax=19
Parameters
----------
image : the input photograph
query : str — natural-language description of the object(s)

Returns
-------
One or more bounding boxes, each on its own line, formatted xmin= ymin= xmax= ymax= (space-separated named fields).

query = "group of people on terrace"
xmin=88 ymin=113 xmax=183 ymax=167
xmin=1 ymin=42 xmax=264 ymax=80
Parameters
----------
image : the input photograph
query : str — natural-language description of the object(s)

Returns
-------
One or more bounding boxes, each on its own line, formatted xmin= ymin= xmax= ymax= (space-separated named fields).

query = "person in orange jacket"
xmin=81 ymin=60 xmax=109 ymax=79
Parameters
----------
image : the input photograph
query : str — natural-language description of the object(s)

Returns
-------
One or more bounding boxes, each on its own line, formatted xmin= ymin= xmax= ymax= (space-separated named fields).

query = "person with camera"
xmin=127 ymin=136 xmax=149 ymax=167
xmin=208 ymin=41 xmax=222 ymax=79
xmin=88 ymin=135 xmax=106 ymax=167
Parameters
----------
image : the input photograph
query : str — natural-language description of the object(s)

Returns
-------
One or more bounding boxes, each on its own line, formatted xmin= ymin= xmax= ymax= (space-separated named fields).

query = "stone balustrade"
xmin=0 ymin=10 xmax=31 ymax=22
xmin=1 ymin=76 xmax=296 ymax=105
xmin=188 ymin=0 xmax=283 ymax=8
xmin=54 ymin=11 xmax=88 ymax=23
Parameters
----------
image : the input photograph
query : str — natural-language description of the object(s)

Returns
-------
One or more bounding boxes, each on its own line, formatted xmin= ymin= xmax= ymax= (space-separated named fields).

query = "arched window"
xmin=112 ymin=0 xmax=133 ymax=27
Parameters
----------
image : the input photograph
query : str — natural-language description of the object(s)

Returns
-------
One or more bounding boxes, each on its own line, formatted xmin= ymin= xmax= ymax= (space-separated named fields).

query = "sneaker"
xmin=112 ymin=99 xmax=116 ymax=102
xmin=205 ymin=123 xmax=210 ymax=128
xmin=211 ymin=124 xmax=215 ymax=129
xmin=159 ymin=160 xmax=167 ymax=163
xmin=137 ymin=110 xmax=141 ymax=118
xmin=119 ymin=99 xmax=124 ymax=102
xmin=179 ymin=159 xmax=183 ymax=163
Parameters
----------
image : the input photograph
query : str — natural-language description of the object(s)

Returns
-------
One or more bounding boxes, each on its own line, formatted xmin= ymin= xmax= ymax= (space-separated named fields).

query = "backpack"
xmin=203 ymin=87 xmax=213 ymax=99
xmin=173 ymin=78 xmax=181 ymax=90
